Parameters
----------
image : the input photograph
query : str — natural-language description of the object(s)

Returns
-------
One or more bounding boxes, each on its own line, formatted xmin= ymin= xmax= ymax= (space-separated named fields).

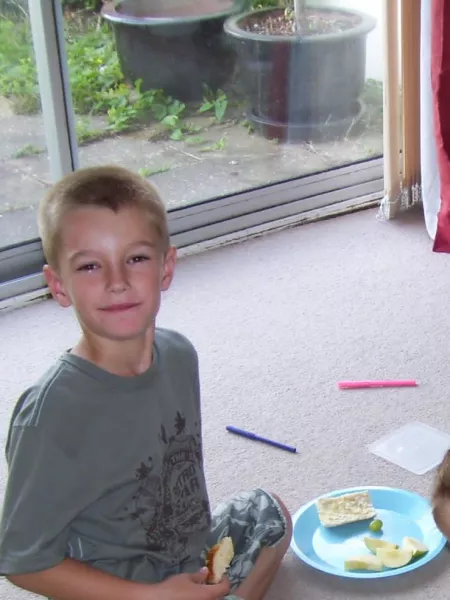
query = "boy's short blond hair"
xmin=38 ymin=165 xmax=170 ymax=270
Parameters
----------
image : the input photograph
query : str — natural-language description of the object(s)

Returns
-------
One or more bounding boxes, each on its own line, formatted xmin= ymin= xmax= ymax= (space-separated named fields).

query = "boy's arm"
xmin=8 ymin=558 xmax=231 ymax=600
xmin=8 ymin=558 xmax=152 ymax=600
xmin=0 ymin=421 xmax=86 ymax=576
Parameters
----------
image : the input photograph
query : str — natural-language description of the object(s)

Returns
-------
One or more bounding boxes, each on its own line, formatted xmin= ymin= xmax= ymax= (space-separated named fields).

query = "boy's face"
xmin=44 ymin=205 xmax=176 ymax=342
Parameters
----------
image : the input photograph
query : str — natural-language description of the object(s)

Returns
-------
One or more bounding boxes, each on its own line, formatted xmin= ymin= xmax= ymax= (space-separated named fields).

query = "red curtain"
xmin=432 ymin=0 xmax=450 ymax=252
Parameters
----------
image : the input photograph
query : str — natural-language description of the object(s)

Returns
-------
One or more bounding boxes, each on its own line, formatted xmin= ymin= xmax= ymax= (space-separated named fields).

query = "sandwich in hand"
xmin=206 ymin=536 xmax=234 ymax=584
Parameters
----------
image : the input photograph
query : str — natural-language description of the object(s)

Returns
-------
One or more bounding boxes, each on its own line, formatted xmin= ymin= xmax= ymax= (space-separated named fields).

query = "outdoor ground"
xmin=0 ymin=95 xmax=383 ymax=247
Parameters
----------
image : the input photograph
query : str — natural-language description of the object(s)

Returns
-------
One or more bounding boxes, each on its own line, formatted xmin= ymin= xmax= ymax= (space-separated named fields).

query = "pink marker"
xmin=338 ymin=380 xmax=418 ymax=390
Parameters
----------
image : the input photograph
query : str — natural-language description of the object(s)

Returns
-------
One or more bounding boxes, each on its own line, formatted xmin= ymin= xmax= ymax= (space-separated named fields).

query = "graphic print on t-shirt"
xmin=127 ymin=411 xmax=210 ymax=561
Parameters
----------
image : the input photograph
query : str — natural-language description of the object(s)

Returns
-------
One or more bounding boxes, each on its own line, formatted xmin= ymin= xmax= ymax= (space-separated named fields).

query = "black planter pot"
xmin=224 ymin=7 xmax=376 ymax=142
xmin=102 ymin=0 xmax=247 ymax=102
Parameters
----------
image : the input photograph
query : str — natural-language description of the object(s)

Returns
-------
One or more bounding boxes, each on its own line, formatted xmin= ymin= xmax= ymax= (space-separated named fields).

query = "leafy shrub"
xmin=61 ymin=0 xmax=103 ymax=11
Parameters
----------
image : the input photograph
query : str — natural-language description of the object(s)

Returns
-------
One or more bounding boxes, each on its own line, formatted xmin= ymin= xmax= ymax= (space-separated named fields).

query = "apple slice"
xmin=364 ymin=537 xmax=398 ymax=554
xmin=376 ymin=548 xmax=413 ymax=569
xmin=401 ymin=537 xmax=429 ymax=559
xmin=344 ymin=555 xmax=384 ymax=572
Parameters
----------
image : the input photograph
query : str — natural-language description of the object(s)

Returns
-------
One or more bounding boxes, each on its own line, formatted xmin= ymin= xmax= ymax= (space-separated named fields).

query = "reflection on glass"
xmin=0 ymin=0 xmax=385 ymax=245
xmin=0 ymin=1 xmax=49 ymax=247
xmin=72 ymin=0 xmax=383 ymax=210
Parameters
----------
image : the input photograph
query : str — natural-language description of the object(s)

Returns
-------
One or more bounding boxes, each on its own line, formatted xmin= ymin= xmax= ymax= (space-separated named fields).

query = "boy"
xmin=0 ymin=166 xmax=292 ymax=600
xmin=432 ymin=449 xmax=450 ymax=539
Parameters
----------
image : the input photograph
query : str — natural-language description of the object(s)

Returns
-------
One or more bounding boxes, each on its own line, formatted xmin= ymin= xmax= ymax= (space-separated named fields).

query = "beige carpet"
xmin=1 ymin=206 xmax=450 ymax=600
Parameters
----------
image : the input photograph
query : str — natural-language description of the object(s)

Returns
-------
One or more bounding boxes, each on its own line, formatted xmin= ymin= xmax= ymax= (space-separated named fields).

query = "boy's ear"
xmin=161 ymin=246 xmax=177 ymax=291
xmin=43 ymin=264 xmax=72 ymax=308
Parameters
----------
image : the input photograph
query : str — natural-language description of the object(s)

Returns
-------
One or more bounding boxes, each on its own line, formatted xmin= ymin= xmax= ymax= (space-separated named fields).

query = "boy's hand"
xmin=156 ymin=567 xmax=231 ymax=600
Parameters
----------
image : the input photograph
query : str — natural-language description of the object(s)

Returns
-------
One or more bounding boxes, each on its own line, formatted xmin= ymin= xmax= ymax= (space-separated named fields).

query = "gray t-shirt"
xmin=0 ymin=328 xmax=211 ymax=582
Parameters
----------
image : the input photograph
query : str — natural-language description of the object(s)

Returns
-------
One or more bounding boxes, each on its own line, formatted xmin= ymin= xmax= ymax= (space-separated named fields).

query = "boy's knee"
xmin=270 ymin=493 xmax=292 ymax=542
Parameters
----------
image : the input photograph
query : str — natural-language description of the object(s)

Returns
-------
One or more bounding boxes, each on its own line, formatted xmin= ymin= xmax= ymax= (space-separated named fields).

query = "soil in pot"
xmin=225 ymin=7 xmax=376 ymax=142
xmin=102 ymin=0 xmax=243 ymax=102
xmin=245 ymin=8 xmax=360 ymax=36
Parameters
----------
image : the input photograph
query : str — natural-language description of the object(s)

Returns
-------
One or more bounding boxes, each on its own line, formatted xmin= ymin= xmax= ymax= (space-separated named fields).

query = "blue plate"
xmin=290 ymin=486 xmax=446 ymax=579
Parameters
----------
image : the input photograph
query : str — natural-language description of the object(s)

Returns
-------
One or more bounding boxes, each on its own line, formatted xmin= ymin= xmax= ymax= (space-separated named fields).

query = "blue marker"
xmin=226 ymin=425 xmax=297 ymax=454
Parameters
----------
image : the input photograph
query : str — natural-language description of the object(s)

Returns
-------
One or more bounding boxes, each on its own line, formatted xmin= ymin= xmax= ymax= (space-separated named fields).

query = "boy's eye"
xmin=129 ymin=255 xmax=150 ymax=264
xmin=77 ymin=263 xmax=98 ymax=272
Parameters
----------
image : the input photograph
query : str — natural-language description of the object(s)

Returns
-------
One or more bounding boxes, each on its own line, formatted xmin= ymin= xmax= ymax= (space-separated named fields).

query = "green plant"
xmin=66 ymin=22 xmax=163 ymax=132
xmin=61 ymin=0 xmax=102 ymax=12
xmin=13 ymin=143 xmax=43 ymax=158
xmin=66 ymin=23 xmax=126 ymax=115
xmin=0 ymin=13 xmax=237 ymax=143
xmin=241 ymin=119 xmax=255 ymax=133
xmin=185 ymin=135 xmax=205 ymax=146
xmin=76 ymin=118 xmax=105 ymax=144
xmin=184 ymin=122 xmax=203 ymax=135
xmin=199 ymin=135 xmax=227 ymax=153
xmin=103 ymin=83 xmax=154 ymax=132
xmin=138 ymin=165 xmax=172 ymax=177
xmin=198 ymin=86 xmax=228 ymax=123
xmin=151 ymin=93 xmax=186 ymax=140
xmin=0 ymin=18 xmax=40 ymax=114
xmin=0 ymin=16 xmax=168 ymax=133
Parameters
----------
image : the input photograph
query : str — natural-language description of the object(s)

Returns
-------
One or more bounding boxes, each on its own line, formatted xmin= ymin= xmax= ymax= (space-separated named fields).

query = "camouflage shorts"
xmin=205 ymin=488 xmax=287 ymax=598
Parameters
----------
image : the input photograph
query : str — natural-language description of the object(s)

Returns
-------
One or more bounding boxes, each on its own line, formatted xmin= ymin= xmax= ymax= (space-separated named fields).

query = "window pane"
xmin=64 ymin=0 xmax=383 ymax=210
xmin=0 ymin=1 xmax=49 ymax=247
xmin=0 ymin=0 xmax=385 ymax=256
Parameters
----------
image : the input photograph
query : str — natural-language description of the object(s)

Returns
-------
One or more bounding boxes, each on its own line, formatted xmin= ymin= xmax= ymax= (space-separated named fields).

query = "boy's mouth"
xmin=100 ymin=303 xmax=140 ymax=313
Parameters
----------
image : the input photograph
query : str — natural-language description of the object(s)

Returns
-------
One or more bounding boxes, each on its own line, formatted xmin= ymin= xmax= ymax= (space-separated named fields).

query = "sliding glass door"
xmin=0 ymin=1 xmax=77 ymax=302
xmin=0 ymin=0 xmax=384 ymax=303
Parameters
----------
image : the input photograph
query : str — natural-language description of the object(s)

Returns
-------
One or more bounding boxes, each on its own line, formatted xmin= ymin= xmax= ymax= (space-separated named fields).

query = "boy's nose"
xmin=106 ymin=265 xmax=130 ymax=292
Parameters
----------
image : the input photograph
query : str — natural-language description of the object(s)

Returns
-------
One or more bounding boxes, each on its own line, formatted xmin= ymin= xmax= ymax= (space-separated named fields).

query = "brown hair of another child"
xmin=433 ymin=449 xmax=450 ymax=500
xmin=432 ymin=449 xmax=450 ymax=539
